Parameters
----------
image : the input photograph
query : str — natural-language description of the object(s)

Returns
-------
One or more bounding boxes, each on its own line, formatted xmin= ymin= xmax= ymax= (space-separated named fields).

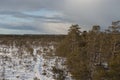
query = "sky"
xmin=0 ymin=0 xmax=120 ymax=34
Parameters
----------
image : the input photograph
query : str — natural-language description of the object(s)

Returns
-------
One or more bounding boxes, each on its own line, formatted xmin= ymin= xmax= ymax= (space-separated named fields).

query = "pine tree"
xmin=56 ymin=24 xmax=90 ymax=80
xmin=56 ymin=24 xmax=81 ymax=57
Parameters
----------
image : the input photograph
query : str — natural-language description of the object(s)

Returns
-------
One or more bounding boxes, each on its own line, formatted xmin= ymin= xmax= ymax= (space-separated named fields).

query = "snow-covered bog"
xmin=0 ymin=42 xmax=72 ymax=80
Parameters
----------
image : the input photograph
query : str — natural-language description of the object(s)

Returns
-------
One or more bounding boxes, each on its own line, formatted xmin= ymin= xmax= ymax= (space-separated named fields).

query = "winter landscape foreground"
xmin=0 ymin=35 xmax=72 ymax=80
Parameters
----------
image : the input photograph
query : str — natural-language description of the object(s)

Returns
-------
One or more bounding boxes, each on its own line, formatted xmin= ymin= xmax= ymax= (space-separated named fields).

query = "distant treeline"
xmin=0 ymin=34 xmax=66 ymax=42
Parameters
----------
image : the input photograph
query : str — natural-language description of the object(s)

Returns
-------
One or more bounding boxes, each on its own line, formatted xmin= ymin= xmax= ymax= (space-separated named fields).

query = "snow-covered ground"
xmin=0 ymin=43 xmax=72 ymax=80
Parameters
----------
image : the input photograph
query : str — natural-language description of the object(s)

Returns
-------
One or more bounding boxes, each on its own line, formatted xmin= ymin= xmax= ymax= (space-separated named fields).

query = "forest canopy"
xmin=56 ymin=21 xmax=120 ymax=80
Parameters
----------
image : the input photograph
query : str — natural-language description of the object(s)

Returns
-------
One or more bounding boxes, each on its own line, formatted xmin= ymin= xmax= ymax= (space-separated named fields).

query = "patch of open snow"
xmin=0 ymin=44 xmax=73 ymax=80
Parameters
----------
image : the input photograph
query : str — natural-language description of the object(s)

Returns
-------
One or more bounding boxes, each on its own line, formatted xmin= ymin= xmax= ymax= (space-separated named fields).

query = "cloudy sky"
xmin=0 ymin=0 xmax=120 ymax=34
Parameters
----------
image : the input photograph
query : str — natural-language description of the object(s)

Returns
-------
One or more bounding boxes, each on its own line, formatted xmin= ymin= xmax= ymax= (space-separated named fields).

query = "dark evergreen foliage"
xmin=56 ymin=21 xmax=120 ymax=80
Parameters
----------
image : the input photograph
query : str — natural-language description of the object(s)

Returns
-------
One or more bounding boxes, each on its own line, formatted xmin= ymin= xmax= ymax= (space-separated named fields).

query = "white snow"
xmin=0 ymin=43 xmax=72 ymax=80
